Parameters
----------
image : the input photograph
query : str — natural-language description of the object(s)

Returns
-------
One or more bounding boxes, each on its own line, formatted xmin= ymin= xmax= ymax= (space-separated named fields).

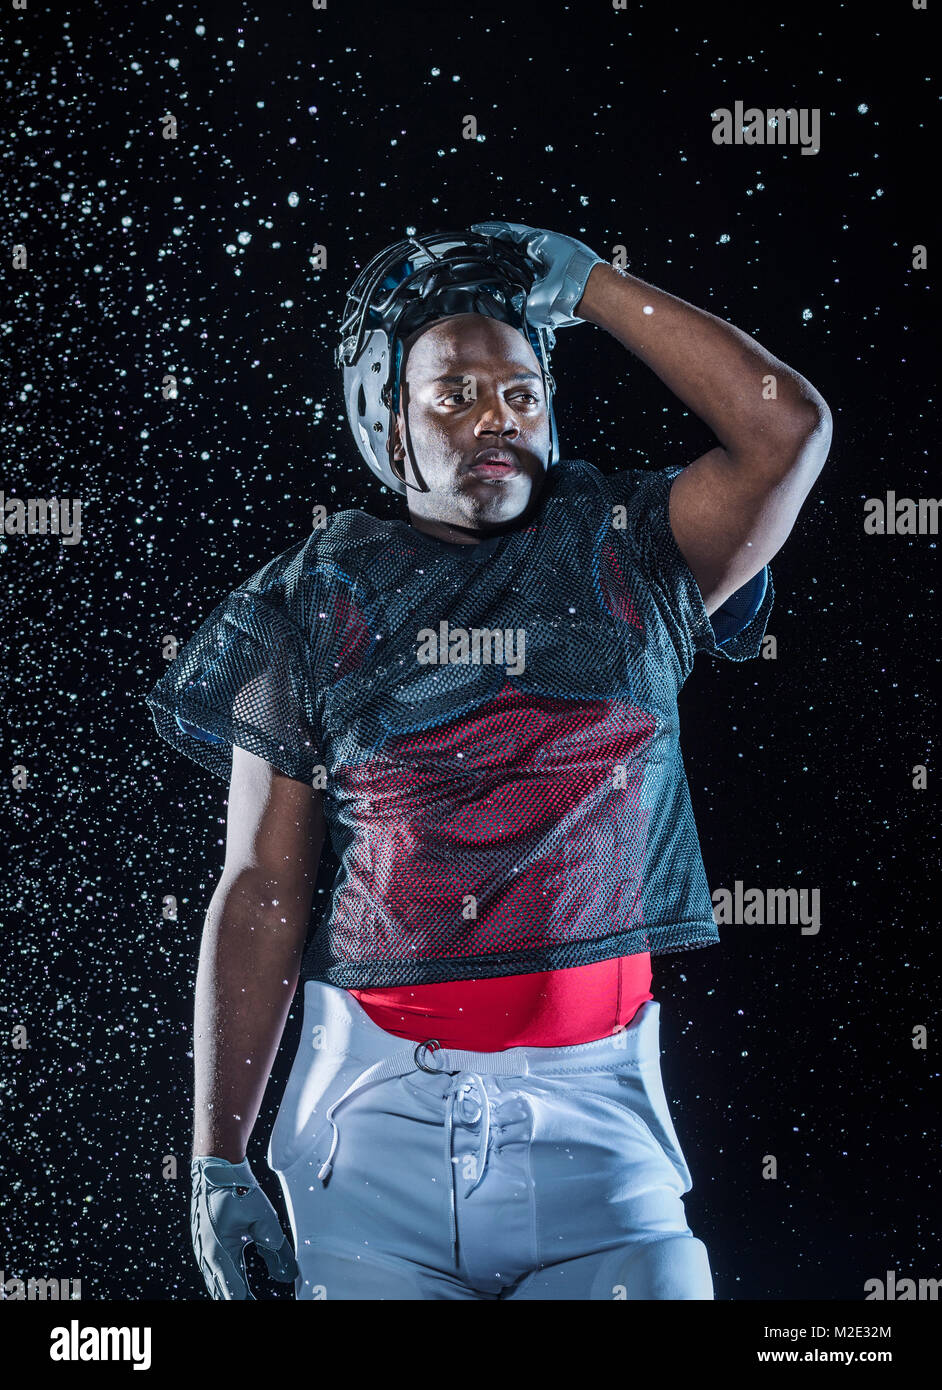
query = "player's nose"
xmin=472 ymin=396 xmax=520 ymax=436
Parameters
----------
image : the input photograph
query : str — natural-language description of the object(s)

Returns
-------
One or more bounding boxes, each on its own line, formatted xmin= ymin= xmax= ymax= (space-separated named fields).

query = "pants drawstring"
xmin=317 ymin=1041 xmax=529 ymax=1268
xmin=317 ymin=1048 xmax=419 ymax=1181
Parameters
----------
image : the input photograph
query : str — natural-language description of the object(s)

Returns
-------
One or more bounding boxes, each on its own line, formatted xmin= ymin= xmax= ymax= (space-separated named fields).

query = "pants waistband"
xmin=302 ymin=977 xmax=661 ymax=1075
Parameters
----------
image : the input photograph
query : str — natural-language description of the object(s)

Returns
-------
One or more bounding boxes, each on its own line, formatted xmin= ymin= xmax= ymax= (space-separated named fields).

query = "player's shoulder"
xmin=233 ymin=505 xmax=412 ymax=617
xmin=551 ymin=459 xmax=684 ymax=528
xmin=551 ymin=457 xmax=608 ymax=497
xmin=567 ymin=458 xmax=682 ymax=490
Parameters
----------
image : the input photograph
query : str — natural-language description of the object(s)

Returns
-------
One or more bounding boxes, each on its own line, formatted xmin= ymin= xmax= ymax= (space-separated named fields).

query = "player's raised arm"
xmin=576 ymin=260 xmax=832 ymax=615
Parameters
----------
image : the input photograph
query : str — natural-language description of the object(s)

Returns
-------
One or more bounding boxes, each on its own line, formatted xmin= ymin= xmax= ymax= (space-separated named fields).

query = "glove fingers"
xmin=249 ymin=1203 xmax=299 ymax=1281
xmin=192 ymin=1193 xmax=256 ymax=1300
xmin=199 ymin=1238 xmax=255 ymax=1301
xmin=473 ymin=220 xmax=547 ymax=251
xmin=256 ymin=1234 xmax=300 ymax=1283
xmin=247 ymin=1201 xmax=289 ymax=1248
xmin=471 ymin=219 xmax=524 ymax=238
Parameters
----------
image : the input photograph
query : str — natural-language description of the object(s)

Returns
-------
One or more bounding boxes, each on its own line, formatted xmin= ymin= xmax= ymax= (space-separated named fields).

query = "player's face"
xmin=391 ymin=314 xmax=552 ymax=535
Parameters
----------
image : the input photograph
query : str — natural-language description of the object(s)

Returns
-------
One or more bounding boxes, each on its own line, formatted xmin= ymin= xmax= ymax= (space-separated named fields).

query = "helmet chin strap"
xmin=392 ymin=381 xmax=431 ymax=494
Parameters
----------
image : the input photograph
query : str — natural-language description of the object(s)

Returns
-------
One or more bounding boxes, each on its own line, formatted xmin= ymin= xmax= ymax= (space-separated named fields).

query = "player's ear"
xmin=388 ymin=420 xmax=408 ymax=485
xmin=390 ymin=416 xmax=405 ymax=464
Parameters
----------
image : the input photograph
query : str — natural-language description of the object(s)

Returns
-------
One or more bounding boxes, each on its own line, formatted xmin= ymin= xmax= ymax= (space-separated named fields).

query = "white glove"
xmin=471 ymin=220 xmax=605 ymax=329
xmin=190 ymin=1155 xmax=299 ymax=1300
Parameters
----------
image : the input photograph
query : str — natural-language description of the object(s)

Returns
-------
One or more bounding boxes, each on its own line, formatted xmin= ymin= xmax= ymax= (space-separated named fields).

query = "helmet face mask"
xmin=336 ymin=231 xmax=560 ymax=495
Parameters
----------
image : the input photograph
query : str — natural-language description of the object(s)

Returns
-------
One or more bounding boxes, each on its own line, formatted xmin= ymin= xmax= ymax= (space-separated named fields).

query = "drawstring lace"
xmin=316 ymin=1041 xmax=528 ymax=1265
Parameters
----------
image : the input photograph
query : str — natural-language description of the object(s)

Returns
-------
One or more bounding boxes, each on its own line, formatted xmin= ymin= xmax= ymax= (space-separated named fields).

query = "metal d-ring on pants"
xmin=267 ymin=980 xmax=715 ymax=1301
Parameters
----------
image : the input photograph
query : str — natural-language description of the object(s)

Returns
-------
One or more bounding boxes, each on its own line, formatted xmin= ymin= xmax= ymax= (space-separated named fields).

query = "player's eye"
xmin=439 ymin=389 xmax=540 ymax=406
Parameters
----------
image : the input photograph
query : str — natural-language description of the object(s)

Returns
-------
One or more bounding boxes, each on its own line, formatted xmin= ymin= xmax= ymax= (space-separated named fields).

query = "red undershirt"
xmin=349 ymin=954 xmax=653 ymax=1050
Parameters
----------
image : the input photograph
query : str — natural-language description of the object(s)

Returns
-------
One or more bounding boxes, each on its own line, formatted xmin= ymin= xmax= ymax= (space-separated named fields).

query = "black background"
xmin=3 ymin=0 xmax=939 ymax=1302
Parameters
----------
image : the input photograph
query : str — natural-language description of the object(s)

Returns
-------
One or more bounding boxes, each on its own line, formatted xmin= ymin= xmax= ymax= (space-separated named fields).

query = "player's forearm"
xmin=576 ymin=262 xmax=830 ymax=472
xmin=192 ymin=870 xmax=309 ymax=1161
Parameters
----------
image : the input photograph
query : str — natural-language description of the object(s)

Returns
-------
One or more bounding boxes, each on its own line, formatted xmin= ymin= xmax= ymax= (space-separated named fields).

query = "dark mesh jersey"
xmin=144 ymin=459 xmax=773 ymax=988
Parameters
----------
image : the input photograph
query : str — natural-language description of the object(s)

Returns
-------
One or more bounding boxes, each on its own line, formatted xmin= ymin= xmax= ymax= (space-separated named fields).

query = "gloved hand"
xmin=190 ymin=1155 xmax=299 ymax=1300
xmin=470 ymin=221 xmax=606 ymax=330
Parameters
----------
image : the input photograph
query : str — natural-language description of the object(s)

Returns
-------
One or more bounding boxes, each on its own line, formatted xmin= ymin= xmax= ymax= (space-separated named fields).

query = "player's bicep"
xmin=667 ymin=445 xmax=821 ymax=615
xmin=221 ymin=745 xmax=325 ymax=926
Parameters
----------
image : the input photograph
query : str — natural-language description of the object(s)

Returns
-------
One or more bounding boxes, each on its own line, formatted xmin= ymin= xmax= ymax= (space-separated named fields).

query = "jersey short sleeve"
xmin=144 ymin=585 xmax=322 ymax=786
xmin=604 ymin=465 xmax=775 ymax=676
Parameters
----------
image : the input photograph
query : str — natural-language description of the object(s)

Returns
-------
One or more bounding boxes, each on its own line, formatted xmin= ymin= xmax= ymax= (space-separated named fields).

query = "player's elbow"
xmin=206 ymin=864 xmax=315 ymax=946
xmin=790 ymin=395 xmax=832 ymax=477
xmin=759 ymin=389 xmax=832 ymax=482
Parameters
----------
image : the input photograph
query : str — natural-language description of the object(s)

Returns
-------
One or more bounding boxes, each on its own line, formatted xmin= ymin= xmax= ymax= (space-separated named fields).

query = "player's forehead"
xmin=404 ymin=314 xmax=541 ymax=384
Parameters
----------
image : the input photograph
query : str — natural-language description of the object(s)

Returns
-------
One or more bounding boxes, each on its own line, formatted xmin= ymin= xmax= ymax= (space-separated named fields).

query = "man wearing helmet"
xmin=146 ymin=222 xmax=831 ymax=1301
